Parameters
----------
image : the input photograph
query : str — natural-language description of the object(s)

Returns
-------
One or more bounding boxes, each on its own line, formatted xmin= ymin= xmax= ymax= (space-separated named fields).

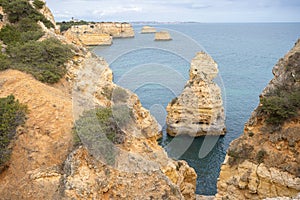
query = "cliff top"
xmin=190 ymin=51 xmax=219 ymax=80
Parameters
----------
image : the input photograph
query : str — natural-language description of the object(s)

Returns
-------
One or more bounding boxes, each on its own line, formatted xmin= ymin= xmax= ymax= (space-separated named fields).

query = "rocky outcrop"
xmin=155 ymin=31 xmax=172 ymax=41
xmin=0 ymin=1 xmax=197 ymax=199
xmin=0 ymin=6 xmax=8 ymax=30
xmin=166 ymin=52 xmax=226 ymax=137
xmin=216 ymin=39 xmax=300 ymax=199
xmin=141 ymin=26 xmax=156 ymax=33
xmin=64 ymin=22 xmax=134 ymax=46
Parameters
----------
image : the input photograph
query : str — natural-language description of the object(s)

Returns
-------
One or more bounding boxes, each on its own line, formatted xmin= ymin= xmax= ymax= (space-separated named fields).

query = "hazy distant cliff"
xmin=216 ymin=39 xmax=300 ymax=199
xmin=64 ymin=22 xmax=135 ymax=46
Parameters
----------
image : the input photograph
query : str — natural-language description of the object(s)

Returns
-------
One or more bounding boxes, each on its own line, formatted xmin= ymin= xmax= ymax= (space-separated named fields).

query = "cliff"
xmin=64 ymin=22 xmax=134 ymax=46
xmin=216 ymin=39 xmax=300 ymax=199
xmin=166 ymin=52 xmax=226 ymax=137
xmin=0 ymin=1 xmax=197 ymax=199
xmin=141 ymin=26 xmax=156 ymax=33
xmin=155 ymin=31 xmax=172 ymax=41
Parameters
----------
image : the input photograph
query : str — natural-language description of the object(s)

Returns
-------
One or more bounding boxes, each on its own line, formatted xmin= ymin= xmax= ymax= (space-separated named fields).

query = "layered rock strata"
xmin=216 ymin=39 xmax=300 ymax=199
xmin=141 ymin=26 xmax=156 ymax=33
xmin=64 ymin=22 xmax=134 ymax=46
xmin=0 ymin=1 xmax=197 ymax=199
xmin=166 ymin=52 xmax=226 ymax=137
xmin=155 ymin=31 xmax=172 ymax=41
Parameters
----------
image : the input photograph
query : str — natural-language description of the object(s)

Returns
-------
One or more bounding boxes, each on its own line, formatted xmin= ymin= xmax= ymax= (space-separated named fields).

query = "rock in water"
xmin=141 ymin=26 xmax=156 ymax=33
xmin=155 ymin=31 xmax=172 ymax=41
xmin=166 ymin=52 xmax=226 ymax=137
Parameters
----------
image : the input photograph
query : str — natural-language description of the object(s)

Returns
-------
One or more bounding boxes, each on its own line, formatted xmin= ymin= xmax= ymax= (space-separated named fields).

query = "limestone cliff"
xmin=0 ymin=1 xmax=197 ymax=199
xmin=166 ymin=52 xmax=226 ymax=137
xmin=64 ymin=22 xmax=134 ymax=46
xmin=216 ymin=39 xmax=300 ymax=199
xmin=141 ymin=26 xmax=156 ymax=33
xmin=155 ymin=31 xmax=172 ymax=41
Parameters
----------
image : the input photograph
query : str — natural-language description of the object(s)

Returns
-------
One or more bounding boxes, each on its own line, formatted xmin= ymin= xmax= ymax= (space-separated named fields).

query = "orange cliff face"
xmin=0 ymin=1 xmax=197 ymax=199
xmin=216 ymin=39 xmax=300 ymax=200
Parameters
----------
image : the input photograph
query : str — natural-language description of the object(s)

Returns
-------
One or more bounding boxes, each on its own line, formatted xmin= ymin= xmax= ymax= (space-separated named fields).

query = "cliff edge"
xmin=216 ymin=39 xmax=300 ymax=199
xmin=0 ymin=1 xmax=197 ymax=199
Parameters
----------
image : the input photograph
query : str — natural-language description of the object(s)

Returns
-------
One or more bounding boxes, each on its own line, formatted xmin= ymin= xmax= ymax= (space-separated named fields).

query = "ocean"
xmin=93 ymin=23 xmax=300 ymax=195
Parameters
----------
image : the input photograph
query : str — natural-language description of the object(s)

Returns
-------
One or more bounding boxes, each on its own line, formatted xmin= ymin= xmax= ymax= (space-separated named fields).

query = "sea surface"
xmin=93 ymin=23 xmax=300 ymax=195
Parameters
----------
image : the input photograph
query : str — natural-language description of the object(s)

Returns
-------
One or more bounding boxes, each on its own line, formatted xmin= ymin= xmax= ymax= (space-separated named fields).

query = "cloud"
xmin=46 ymin=0 xmax=300 ymax=22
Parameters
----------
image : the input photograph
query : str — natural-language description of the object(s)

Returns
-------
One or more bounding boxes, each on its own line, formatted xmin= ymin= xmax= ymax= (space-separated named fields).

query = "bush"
xmin=0 ymin=95 xmax=27 ymax=167
xmin=7 ymin=38 xmax=74 ymax=83
xmin=259 ymin=89 xmax=300 ymax=125
xmin=0 ymin=25 xmax=21 ymax=45
xmin=74 ymin=106 xmax=132 ymax=165
xmin=33 ymin=0 xmax=45 ymax=9
xmin=0 ymin=0 xmax=54 ymax=28
xmin=227 ymin=144 xmax=254 ymax=166
xmin=256 ymin=149 xmax=267 ymax=164
xmin=112 ymin=87 xmax=128 ymax=103
xmin=57 ymin=20 xmax=89 ymax=32
xmin=0 ymin=53 xmax=11 ymax=70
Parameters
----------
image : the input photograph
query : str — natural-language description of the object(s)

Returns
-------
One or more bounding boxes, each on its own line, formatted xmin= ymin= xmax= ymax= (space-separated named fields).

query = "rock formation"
xmin=141 ymin=26 xmax=156 ymax=33
xmin=166 ymin=52 xmax=226 ymax=137
xmin=64 ymin=22 xmax=134 ymax=46
xmin=216 ymin=39 xmax=300 ymax=199
xmin=0 ymin=1 xmax=197 ymax=199
xmin=155 ymin=31 xmax=172 ymax=41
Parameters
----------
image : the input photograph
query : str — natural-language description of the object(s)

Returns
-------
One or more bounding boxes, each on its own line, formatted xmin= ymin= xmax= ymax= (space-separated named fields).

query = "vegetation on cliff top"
xmin=0 ymin=95 xmax=27 ymax=168
xmin=57 ymin=20 xmax=90 ymax=32
xmin=258 ymin=89 xmax=300 ymax=125
xmin=74 ymin=105 xmax=132 ymax=164
xmin=0 ymin=0 xmax=74 ymax=83
xmin=0 ymin=0 xmax=53 ymax=28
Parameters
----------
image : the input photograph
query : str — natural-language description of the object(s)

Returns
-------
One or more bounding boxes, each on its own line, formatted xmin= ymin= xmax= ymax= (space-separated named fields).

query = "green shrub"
xmin=227 ymin=144 xmax=254 ymax=166
xmin=0 ymin=25 xmax=21 ymax=45
xmin=259 ymin=89 xmax=300 ymax=125
xmin=0 ymin=95 xmax=27 ymax=167
xmin=0 ymin=0 xmax=54 ymax=28
xmin=33 ymin=0 xmax=45 ymax=9
xmin=7 ymin=38 xmax=74 ymax=83
xmin=0 ymin=53 xmax=11 ymax=70
xmin=74 ymin=106 xmax=132 ymax=165
xmin=57 ymin=20 xmax=89 ymax=32
xmin=256 ymin=149 xmax=267 ymax=164
xmin=112 ymin=87 xmax=128 ymax=103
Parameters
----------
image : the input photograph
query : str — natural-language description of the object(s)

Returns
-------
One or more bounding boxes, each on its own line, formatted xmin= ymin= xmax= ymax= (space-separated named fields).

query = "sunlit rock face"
xmin=216 ymin=39 xmax=300 ymax=200
xmin=166 ymin=52 xmax=226 ymax=137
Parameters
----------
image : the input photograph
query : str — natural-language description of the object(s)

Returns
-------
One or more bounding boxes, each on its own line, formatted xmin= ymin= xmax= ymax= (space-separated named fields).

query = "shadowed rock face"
xmin=216 ymin=39 xmax=300 ymax=200
xmin=166 ymin=52 xmax=226 ymax=137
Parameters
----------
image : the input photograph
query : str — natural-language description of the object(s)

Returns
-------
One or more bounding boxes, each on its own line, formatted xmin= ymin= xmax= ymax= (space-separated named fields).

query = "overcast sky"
xmin=47 ymin=0 xmax=300 ymax=23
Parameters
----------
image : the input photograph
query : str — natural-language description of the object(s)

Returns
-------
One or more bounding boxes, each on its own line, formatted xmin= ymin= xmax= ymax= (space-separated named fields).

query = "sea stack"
xmin=155 ymin=31 xmax=172 ymax=41
xmin=166 ymin=52 xmax=226 ymax=137
xmin=141 ymin=26 xmax=156 ymax=33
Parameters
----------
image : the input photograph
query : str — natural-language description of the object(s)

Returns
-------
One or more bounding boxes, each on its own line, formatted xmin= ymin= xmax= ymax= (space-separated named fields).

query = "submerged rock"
xmin=155 ymin=31 xmax=172 ymax=41
xmin=141 ymin=25 xmax=156 ymax=33
xmin=166 ymin=52 xmax=226 ymax=137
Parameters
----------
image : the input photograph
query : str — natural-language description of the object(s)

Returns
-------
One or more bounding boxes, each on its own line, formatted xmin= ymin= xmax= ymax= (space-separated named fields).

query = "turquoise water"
xmin=93 ymin=23 xmax=300 ymax=195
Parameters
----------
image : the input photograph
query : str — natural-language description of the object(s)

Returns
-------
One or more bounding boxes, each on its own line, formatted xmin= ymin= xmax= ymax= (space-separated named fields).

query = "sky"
xmin=47 ymin=0 xmax=300 ymax=23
